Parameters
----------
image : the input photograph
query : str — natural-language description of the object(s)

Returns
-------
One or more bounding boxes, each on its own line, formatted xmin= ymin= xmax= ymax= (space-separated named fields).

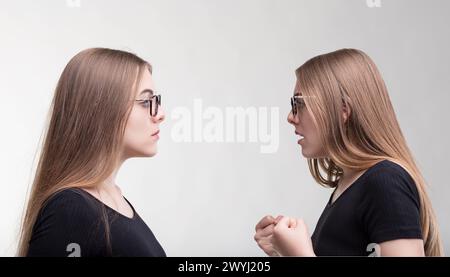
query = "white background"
xmin=0 ymin=0 xmax=449 ymax=256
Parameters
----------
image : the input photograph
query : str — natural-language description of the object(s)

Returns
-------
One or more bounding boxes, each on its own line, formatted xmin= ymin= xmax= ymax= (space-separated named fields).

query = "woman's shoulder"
xmin=32 ymin=188 xmax=103 ymax=240
xmin=361 ymin=160 xmax=420 ymax=203
xmin=47 ymin=187 xmax=87 ymax=201
xmin=365 ymin=160 xmax=414 ymax=183
xmin=38 ymin=187 xmax=100 ymax=222
xmin=356 ymin=160 xmax=423 ymax=242
xmin=28 ymin=188 xmax=106 ymax=256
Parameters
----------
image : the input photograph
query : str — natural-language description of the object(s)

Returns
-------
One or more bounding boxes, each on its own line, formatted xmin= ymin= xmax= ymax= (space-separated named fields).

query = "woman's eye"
xmin=295 ymin=100 xmax=305 ymax=110
xmin=140 ymin=100 xmax=150 ymax=107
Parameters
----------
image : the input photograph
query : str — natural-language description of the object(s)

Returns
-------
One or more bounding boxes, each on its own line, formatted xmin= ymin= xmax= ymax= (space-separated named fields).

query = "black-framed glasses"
xmin=136 ymin=94 xmax=161 ymax=117
xmin=290 ymin=95 xmax=306 ymax=116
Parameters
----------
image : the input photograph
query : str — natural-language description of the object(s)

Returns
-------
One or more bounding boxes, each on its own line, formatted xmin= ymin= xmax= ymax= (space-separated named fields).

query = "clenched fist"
xmin=254 ymin=215 xmax=282 ymax=256
xmin=254 ymin=215 xmax=316 ymax=257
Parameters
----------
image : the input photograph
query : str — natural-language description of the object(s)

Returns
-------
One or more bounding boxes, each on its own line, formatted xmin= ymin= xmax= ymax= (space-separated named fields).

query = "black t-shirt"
xmin=27 ymin=188 xmax=166 ymax=257
xmin=311 ymin=160 xmax=423 ymax=256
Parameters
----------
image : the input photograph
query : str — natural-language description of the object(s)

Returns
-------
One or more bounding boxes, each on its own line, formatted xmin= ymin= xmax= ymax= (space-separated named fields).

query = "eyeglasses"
xmin=135 ymin=94 xmax=161 ymax=117
xmin=290 ymin=95 xmax=307 ymax=116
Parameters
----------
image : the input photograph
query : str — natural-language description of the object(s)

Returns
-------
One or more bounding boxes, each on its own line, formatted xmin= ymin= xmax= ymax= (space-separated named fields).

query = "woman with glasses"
xmin=18 ymin=48 xmax=166 ymax=257
xmin=254 ymin=49 xmax=443 ymax=256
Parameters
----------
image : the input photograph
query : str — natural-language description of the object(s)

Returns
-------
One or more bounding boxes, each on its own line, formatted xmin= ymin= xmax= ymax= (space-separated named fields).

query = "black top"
xmin=27 ymin=188 xmax=166 ymax=257
xmin=311 ymin=160 xmax=422 ymax=256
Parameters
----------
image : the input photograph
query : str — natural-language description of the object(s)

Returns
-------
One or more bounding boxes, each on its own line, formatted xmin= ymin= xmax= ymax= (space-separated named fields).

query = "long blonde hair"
xmin=296 ymin=48 xmax=443 ymax=256
xmin=17 ymin=48 xmax=151 ymax=256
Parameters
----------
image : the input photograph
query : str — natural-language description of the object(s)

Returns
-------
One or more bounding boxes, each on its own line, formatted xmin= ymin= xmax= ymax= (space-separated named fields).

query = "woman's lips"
xmin=295 ymin=131 xmax=305 ymax=145
xmin=151 ymin=130 xmax=160 ymax=139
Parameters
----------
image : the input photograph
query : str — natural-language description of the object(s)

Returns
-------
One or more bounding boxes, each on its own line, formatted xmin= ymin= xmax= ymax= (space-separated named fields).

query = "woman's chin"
xmin=301 ymin=150 xmax=311 ymax=158
xmin=301 ymin=150 xmax=327 ymax=159
xmin=301 ymin=147 xmax=318 ymax=159
xmin=144 ymin=148 xmax=158 ymax=157
xmin=132 ymin=146 xmax=158 ymax=158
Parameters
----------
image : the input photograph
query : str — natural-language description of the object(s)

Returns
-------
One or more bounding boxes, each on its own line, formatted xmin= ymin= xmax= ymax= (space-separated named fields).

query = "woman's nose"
xmin=153 ymin=106 xmax=165 ymax=123
xmin=287 ymin=110 xmax=296 ymax=125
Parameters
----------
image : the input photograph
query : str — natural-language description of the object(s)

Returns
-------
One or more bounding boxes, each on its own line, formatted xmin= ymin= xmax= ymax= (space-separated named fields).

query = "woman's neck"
xmin=98 ymin=157 xmax=126 ymax=194
xmin=338 ymin=165 xmax=367 ymax=190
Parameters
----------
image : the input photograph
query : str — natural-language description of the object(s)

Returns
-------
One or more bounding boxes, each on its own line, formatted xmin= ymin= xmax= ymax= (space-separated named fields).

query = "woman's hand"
xmin=254 ymin=215 xmax=281 ymax=256
xmin=271 ymin=216 xmax=316 ymax=257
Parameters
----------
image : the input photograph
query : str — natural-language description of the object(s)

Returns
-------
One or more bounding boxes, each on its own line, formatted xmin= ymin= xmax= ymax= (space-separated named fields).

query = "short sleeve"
xmin=27 ymin=189 xmax=106 ymax=257
xmin=358 ymin=166 xmax=423 ymax=243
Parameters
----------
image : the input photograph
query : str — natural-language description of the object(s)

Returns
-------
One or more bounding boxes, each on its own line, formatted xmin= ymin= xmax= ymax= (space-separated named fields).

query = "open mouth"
xmin=295 ymin=131 xmax=304 ymax=138
xmin=295 ymin=131 xmax=305 ymax=143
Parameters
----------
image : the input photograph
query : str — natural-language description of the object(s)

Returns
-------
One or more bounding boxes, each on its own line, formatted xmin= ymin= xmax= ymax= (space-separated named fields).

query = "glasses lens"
xmin=150 ymin=95 xmax=161 ymax=117
xmin=291 ymin=97 xmax=297 ymax=115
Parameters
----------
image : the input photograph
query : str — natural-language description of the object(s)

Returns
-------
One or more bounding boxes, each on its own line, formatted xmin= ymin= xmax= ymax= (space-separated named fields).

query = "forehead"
xmin=294 ymin=80 xmax=302 ymax=96
xmin=136 ymin=70 xmax=155 ymax=96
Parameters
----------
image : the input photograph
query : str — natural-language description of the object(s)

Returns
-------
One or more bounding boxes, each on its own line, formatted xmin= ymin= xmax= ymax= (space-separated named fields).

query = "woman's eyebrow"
xmin=140 ymin=89 xmax=154 ymax=96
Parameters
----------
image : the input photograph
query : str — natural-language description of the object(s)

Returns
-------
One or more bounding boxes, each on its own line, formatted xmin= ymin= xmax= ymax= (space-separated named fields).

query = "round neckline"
xmin=74 ymin=188 xmax=136 ymax=221
xmin=327 ymin=160 xmax=388 ymax=208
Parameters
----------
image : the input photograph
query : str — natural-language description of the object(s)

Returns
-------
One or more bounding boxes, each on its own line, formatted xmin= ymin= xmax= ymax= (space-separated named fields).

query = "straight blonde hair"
xmin=17 ymin=48 xmax=151 ymax=256
xmin=296 ymin=48 xmax=443 ymax=256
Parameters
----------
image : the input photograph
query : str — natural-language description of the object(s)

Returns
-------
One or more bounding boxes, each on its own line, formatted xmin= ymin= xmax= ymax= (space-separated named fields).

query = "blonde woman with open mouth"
xmin=18 ymin=48 xmax=166 ymax=257
xmin=254 ymin=49 xmax=443 ymax=257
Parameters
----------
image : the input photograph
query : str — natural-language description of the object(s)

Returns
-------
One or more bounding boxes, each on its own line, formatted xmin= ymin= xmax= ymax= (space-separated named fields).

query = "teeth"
xmin=296 ymin=132 xmax=304 ymax=139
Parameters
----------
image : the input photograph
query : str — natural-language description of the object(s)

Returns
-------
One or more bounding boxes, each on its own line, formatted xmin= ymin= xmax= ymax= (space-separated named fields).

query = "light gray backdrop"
xmin=0 ymin=0 xmax=449 ymax=256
